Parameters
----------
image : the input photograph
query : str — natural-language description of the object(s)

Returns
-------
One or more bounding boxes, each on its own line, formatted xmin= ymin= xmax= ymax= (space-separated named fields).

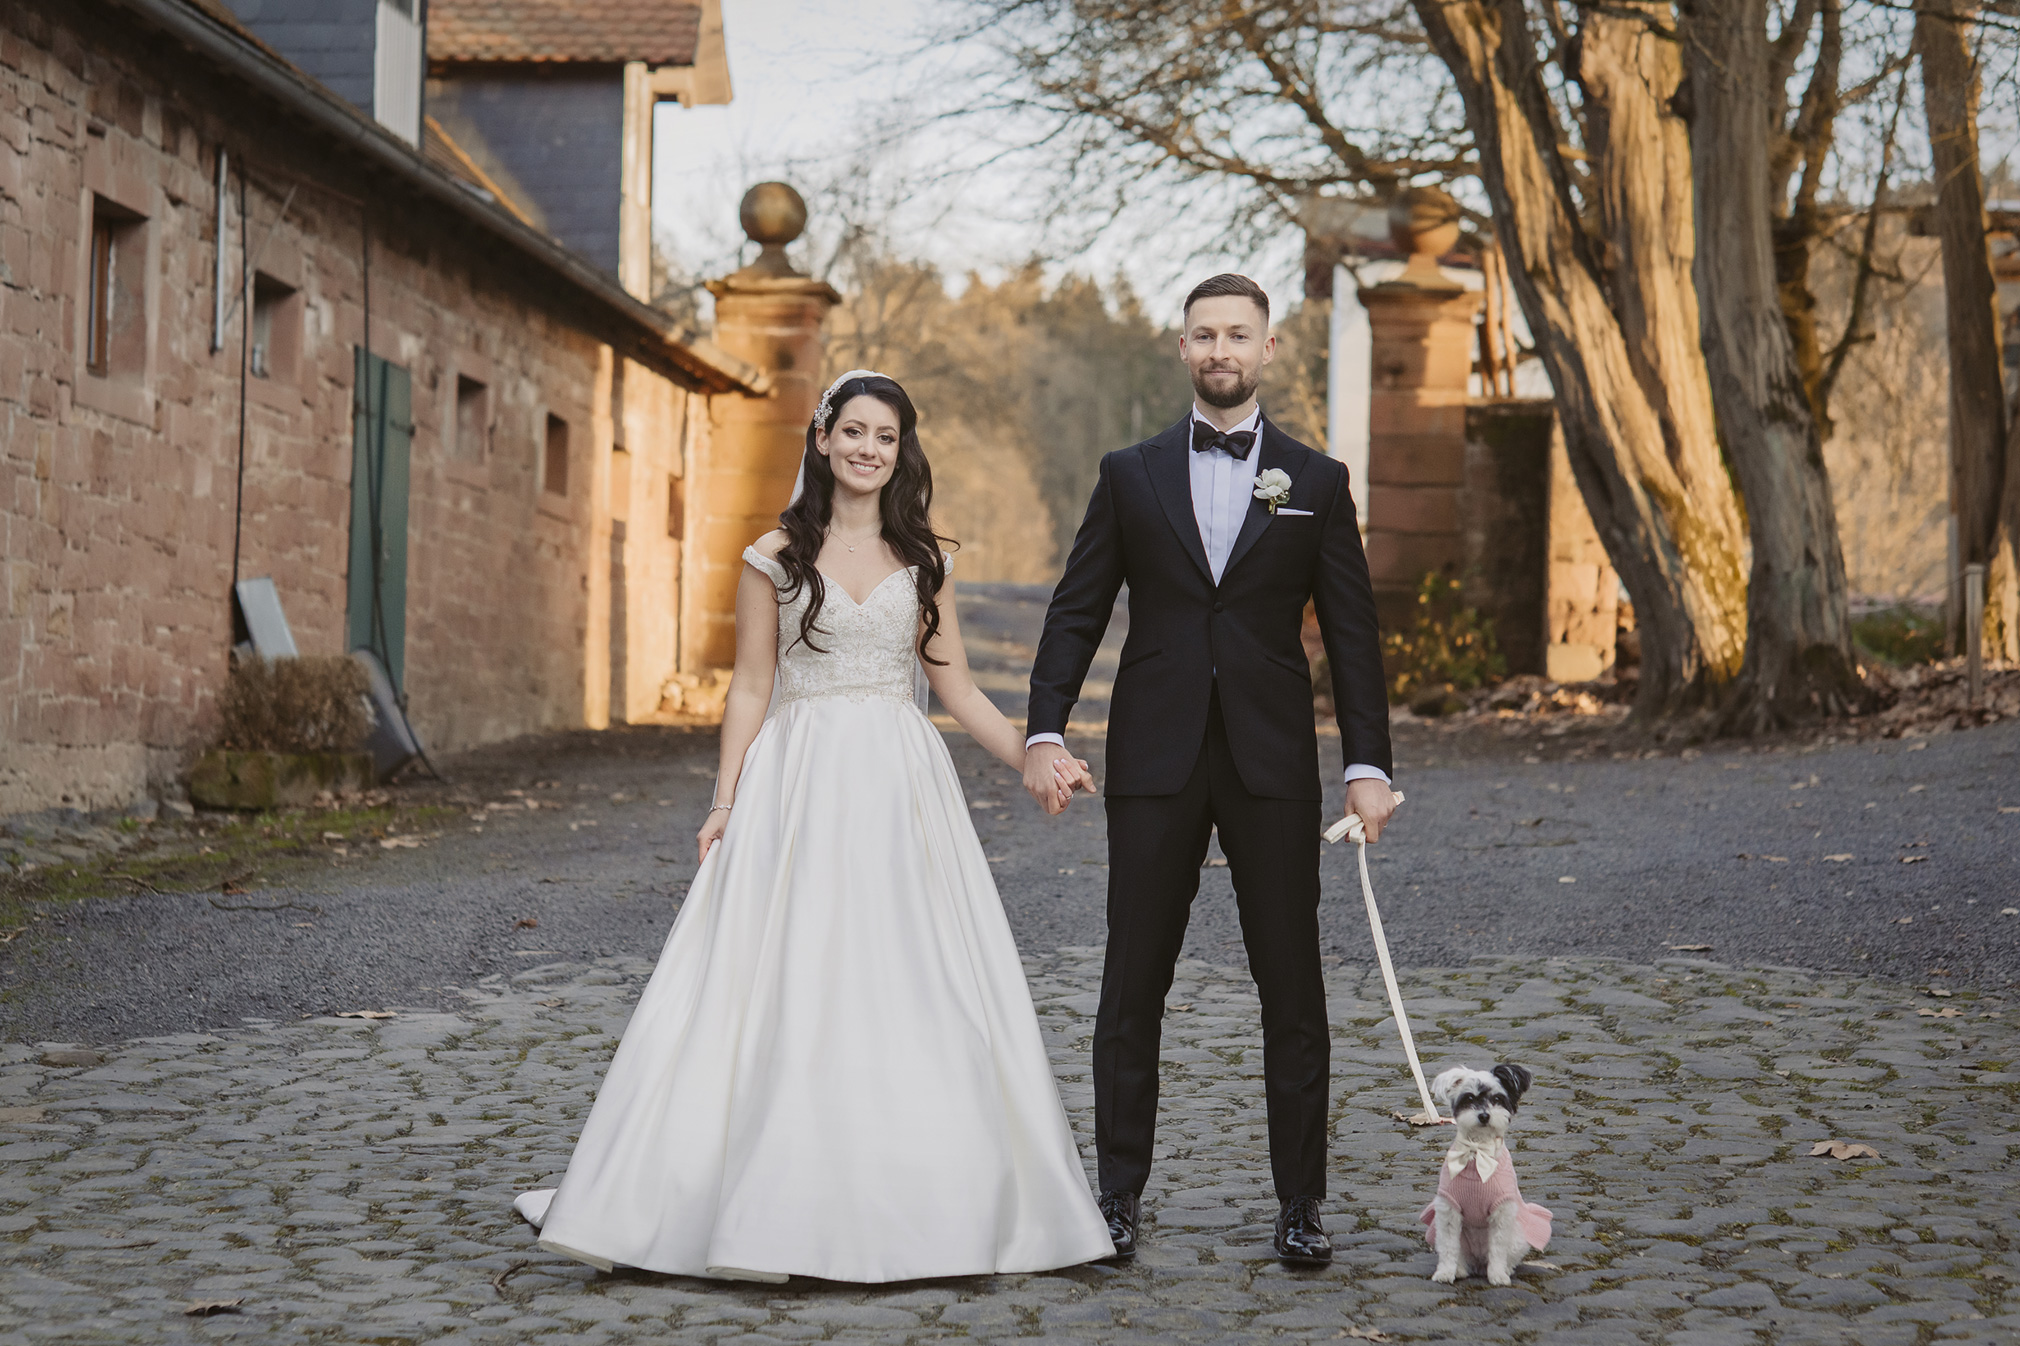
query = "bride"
xmin=512 ymin=371 xmax=1115 ymax=1282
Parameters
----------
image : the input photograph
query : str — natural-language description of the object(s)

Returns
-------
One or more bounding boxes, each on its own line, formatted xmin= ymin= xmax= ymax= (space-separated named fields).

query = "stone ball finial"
xmin=1387 ymin=185 xmax=1462 ymax=260
xmin=1384 ymin=185 xmax=1464 ymax=291
xmin=740 ymin=182 xmax=808 ymax=248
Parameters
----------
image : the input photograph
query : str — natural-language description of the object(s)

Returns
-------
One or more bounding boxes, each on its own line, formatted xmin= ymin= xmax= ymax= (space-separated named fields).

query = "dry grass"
xmin=216 ymin=656 xmax=370 ymax=754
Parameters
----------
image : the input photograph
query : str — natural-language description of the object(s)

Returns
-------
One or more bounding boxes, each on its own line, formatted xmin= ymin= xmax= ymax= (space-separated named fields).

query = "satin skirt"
xmin=513 ymin=694 xmax=1114 ymax=1282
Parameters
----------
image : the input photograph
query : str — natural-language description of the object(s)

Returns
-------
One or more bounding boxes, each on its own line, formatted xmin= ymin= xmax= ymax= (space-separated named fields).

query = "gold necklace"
xmin=828 ymin=523 xmax=881 ymax=553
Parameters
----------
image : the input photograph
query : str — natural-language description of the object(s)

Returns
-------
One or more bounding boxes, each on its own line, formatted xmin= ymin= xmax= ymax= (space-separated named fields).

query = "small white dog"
xmin=1419 ymin=1063 xmax=1553 ymax=1285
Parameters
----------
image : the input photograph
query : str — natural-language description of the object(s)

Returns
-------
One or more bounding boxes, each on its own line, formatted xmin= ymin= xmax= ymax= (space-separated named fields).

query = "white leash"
xmin=1324 ymin=793 xmax=1442 ymax=1125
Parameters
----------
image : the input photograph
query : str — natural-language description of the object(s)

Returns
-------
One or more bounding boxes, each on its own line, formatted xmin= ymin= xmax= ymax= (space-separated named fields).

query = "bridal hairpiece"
xmin=814 ymin=368 xmax=890 ymax=430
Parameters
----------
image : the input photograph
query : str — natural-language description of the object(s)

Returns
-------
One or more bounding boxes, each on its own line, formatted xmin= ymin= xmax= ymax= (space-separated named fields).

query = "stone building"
xmin=0 ymin=0 xmax=768 ymax=815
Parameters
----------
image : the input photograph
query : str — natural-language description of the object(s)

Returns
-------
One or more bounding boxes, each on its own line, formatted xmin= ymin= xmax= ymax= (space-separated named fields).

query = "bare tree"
xmin=1408 ymin=0 xmax=1750 ymax=715
xmin=1681 ymin=0 xmax=1867 ymax=727
xmin=1916 ymin=0 xmax=2016 ymax=659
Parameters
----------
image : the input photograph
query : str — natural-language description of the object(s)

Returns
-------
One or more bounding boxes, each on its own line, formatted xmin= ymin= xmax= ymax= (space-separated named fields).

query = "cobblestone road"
xmin=2 ymin=948 xmax=2013 ymax=1344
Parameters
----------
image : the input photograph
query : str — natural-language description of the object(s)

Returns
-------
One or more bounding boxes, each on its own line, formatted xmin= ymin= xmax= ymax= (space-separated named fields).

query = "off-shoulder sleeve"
xmin=742 ymin=545 xmax=789 ymax=587
xmin=940 ymin=550 xmax=954 ymax=575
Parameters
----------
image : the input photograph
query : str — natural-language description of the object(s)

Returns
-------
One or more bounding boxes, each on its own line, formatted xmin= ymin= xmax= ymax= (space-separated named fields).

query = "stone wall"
xmin=0 ymin=3 xmax=708 ymax=813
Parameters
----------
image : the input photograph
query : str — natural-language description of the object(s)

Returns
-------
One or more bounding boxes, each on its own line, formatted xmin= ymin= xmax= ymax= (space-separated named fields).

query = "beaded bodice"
xmin=742 ymin=546 xmax=931 ymax=706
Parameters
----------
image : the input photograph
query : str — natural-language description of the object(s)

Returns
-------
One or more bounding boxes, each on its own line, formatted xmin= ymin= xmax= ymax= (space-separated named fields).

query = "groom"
xmin=1024 ymin=274 xmax=1396 ymax=1266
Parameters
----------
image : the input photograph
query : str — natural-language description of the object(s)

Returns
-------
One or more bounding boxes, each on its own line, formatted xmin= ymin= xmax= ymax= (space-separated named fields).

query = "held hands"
xmin=1023 ymin=743 xmax=1098 ymax=816
xmin=1343 ymin=779 xmax=1399 ymax=844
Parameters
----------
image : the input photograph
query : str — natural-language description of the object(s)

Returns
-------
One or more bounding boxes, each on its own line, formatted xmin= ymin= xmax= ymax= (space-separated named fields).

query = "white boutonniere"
xmin=1253 ymin=468 xmax=1293 ymax=514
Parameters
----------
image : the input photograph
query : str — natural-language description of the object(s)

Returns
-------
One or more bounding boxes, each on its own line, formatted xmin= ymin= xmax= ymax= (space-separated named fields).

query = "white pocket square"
xmin=1274 ymin=508 xmax=1314 ymax=517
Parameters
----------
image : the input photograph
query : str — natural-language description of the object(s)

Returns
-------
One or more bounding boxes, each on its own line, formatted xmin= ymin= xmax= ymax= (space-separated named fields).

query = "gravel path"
xmin=2 ymin=587 xmax=2016 ymax=1046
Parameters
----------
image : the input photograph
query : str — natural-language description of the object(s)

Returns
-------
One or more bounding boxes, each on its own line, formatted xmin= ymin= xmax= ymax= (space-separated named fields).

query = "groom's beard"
xmin=1192 ymin=364 xmax=1260 ymax=410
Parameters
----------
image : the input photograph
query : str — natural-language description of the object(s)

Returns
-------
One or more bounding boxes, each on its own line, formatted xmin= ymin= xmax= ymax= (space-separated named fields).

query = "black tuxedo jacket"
xmin=1028 ymin=414 xmax=1392 ymax=800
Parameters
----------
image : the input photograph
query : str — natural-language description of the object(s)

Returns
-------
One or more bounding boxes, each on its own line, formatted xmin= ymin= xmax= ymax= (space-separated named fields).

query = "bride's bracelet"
xmin=708 ymin=802 xmax=732 ymax=814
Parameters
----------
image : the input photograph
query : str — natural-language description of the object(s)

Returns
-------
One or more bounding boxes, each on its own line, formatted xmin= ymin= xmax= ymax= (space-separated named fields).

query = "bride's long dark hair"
xmin=775 ymin=374 xmax=951 ymax=664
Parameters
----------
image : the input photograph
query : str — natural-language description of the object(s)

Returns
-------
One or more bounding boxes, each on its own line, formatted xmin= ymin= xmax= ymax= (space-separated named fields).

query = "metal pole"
xmin=211 ymin=148 xmax=228 ymax=353
xmin=1965 ymin=562 xmax=1986 ymax=705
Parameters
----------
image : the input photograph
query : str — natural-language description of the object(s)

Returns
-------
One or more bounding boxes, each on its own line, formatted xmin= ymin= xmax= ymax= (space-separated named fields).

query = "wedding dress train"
xmin=513 ymin=546 xmax=1113 ymax=1282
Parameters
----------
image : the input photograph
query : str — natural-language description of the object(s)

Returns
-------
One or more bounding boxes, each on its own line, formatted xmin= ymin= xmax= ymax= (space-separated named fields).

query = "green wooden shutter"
xmin=347 ymin=348 xmax=413 ymax=690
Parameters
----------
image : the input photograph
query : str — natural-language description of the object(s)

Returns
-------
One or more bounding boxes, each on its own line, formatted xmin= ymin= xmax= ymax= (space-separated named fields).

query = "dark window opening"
xmin=84 ymin=196 xmax=146 ymax=381
xmin=249 ymin=274 xmax=298 ymax=381
xmin=86 ymin=218 xmax=113 ymax=375
xmin=455 ymin=375 xmax=489 ymax=460
xmin=544 ymin=413 xmax=570 ymax=496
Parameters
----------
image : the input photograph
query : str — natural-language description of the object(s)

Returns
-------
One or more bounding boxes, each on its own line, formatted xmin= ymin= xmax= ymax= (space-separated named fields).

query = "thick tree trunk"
xmin=1917 ymin=0 xmax=2014 ymax=659
xmin=1412 ymin=0 xmax=1749 ymax=715
xmin=1680 ymin=0 xmax=1868 ymax=730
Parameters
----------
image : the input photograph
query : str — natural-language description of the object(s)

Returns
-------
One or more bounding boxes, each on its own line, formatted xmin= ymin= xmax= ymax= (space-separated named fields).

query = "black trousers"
xmin=1094 ymin=687 xmax=1328 ymax=1200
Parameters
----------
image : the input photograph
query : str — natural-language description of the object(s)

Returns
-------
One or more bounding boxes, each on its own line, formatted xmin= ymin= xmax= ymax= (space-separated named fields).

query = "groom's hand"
xmin=1346 ymin=779 xmax=1398 ymax=844
xmin=1024 ymin=743 xmax=1077 ymax=816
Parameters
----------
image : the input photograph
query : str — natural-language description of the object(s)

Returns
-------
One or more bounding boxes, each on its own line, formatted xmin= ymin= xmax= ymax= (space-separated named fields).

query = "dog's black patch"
xmin=1492 ymin=1062 xmax=1532 ymax=1111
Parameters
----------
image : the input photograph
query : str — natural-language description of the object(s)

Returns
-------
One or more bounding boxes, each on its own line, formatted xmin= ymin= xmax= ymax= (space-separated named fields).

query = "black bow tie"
xmin=1191 ymin=421 xmax=1256 ymax=460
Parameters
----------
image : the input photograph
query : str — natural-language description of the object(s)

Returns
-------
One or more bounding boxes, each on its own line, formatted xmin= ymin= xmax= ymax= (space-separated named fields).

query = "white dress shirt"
xmin=1027 ymin=404 xmax=1390 ymax=789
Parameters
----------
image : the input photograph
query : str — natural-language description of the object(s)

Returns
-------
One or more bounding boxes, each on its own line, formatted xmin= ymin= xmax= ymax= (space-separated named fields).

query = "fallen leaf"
xmin=1809 ymin=1140 xmax=1881 ymax=1161
xmin=1393 ymin=1110 xmax=1447 ymax=1127
xmin=1666 ymin=943 xmax=1713 ymax=952
xmin=1907 ymin=741 xmax=1928 ymax=751
xmin=538 ymin=998 xmax=564 ymax=1008
xmin=1908 ymin=784 xmax=1927 ymax=792
xmin=321 ymin=831 xmax=345 ymax=842
xmin=1999 ymin=806 xmax=2019 ymax=814
xmin=380 ymin=835 xmax=422 ymax=850
xmin=1763 ymin=856 xmax=1789 ymax=864
xmin=513 ymin=916 xmax=539 ymax=930
xmin=2003 ymin=908 xmax=2018 ymax=916
xmin=1558 ymin=875 xmax=1576 ymax=884
xmin=219 ymin=880 xmax=247 ymax=896
xmin=291 ymin=922 xmax=314 ymax=929
xmin=1168 ymin=1003 xmax=1193 ymax=1012
xmin=1925 ymin=986 xmax=1953 ymax=998
xmin=1916 ymin=1007 xmax=1963 ymax=1018
xmin=1343 ymin=1330 xmax=1392 ymax=1342
xmin=1893 ymin=916 xmax=1913 ymax=924
xmin=1774 ymin=1069 xmax=1790 ymax=1077
xmin=1900 ymin=855 xmax=1928 ymax=865
xmin=334 ymin=1010 xmax=395 ymax=1020
xmin=183 ymin=1298 xmax=243 ymax=1316
xmin=1823 ymin=854 xmax=1854 ymax=863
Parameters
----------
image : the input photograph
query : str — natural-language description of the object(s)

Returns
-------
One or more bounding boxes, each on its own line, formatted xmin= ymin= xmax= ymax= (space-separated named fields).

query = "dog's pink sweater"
xmin=1418 ymin=1143 xmax=1553 ymax=1265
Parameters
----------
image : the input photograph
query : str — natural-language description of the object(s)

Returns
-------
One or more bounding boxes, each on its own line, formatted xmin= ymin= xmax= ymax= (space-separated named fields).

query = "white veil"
xmin=771 ymin=371 xmax=934 ymax=717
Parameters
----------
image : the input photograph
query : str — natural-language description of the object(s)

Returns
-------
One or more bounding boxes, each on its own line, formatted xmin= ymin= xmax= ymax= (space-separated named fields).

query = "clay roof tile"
xmin=428 ymin=1 xmax=702 ymax=65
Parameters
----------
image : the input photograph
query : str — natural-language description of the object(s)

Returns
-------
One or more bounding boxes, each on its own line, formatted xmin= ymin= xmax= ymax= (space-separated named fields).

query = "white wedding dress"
xmin=512 ymin=546 xmax=1114 ymax=1282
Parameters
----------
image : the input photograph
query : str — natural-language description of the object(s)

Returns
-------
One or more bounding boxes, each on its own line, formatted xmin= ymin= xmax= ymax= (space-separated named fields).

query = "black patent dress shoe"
xmin=1096 ymin=1190 xmax=1140 ymax=1259
xmin=1274 ymin=1196 xmax=1332 ymax=1266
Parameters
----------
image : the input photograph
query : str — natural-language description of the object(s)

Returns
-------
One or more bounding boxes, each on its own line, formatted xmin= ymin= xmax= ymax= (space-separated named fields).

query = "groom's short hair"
xmin=1183 ymin=273 xmax=1270 ymax=325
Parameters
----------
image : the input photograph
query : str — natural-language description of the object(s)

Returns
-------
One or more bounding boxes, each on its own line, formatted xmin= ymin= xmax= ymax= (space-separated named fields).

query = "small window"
xmin=85 ymin=197 xmax=145 ymax=379
xmin=667 ymin=475 xmax=684 ymax=539
xmin=543 ymin=413 xmax=569 ymax=496
xmin=249 ymin=274 xmax=299 ymax=382
xmin=455 ymin=375 xmax=489 ymax=460
xmin=86 ymin=217 xmax=114 ymax=375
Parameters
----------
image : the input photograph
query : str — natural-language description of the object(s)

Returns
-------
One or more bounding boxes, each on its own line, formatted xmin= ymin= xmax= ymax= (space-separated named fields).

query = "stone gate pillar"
xmin=1358 ymin=188 xmax=1482 ymax=632
xmin=696 ymin=184 xmax=840 ymax=667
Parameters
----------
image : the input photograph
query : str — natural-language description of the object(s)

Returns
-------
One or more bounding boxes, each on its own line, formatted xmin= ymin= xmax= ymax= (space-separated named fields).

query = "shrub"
xmin=1851 ymin=605 xmax=1945 ymax=667
xmin=217 ymin=655 xmax=370 ymax=754
xmin=1382 ymin=572 xmax=1506 ymax=703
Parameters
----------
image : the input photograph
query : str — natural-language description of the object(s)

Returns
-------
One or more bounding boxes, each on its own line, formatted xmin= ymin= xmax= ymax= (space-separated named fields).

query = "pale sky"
xmin=649 ymin=0 xmax=1308 ymax=323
